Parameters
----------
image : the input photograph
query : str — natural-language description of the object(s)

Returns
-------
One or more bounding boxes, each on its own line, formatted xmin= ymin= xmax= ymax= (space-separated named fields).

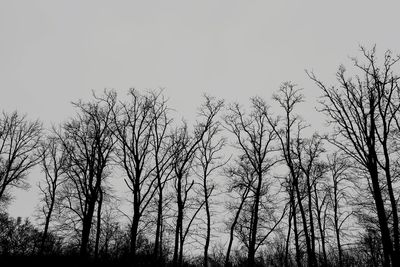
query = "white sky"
xmin=1 ymin=0 xmax=400 ymax=218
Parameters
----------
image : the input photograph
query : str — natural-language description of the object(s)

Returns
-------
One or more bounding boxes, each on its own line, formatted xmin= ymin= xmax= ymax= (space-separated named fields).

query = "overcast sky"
xmin=1 ymin=0 xmax=400 ymax=218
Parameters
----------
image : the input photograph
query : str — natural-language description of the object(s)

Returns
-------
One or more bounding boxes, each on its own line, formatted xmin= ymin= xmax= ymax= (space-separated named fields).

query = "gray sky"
xmin=1 ymin=0 xmax=400 ymax=218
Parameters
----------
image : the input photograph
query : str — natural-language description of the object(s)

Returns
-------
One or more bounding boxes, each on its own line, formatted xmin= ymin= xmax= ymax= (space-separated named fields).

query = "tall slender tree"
xmin=110 ymin=89 xmax=160 ymax=261
xmin=195 ymin=95 xmax=225 ymax=267
xmin=224 ymin=161 xmax=253 ymax=267
xmin=224 ymin=97 xmax=280 ymax=267
xmin=308 ymin=47 xmax=400 ymax=266
xmin=268 ymin=82 xmax=314 ymax=266
xmin=294 ymin=133 xmax=325 ymax=265
xmin=327 ymin=152 xmax=352 ymax=267
xmin=150 ymin=90 xmax=174 ymax=262
xmin=171 ymin=96 xmax=222 ymax=267
xmin=37 ymin=134 xmax=67 ymax=254
xmin=58 ymin=91 xmax=116 ymax=257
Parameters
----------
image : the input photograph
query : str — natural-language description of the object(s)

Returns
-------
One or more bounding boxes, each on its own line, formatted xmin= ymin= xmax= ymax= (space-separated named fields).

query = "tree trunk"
xmin=332 ymin=181 xmax=342 ymax=267
xmin=248 ymin=173 xmax=262 ymax=267
xmin=368 ymin=108 xmax=393 ymax=267
xmin=382 ymin=147 xmax=400 ymax=266
xmin=203 ymin=182 xmax=211 ymax=267
xmin=130 ymin=172 xmax=141 ymax=262
xmin=40 ymin=192 xmax=56 ymax=254
xmin=179 ymin=228 xmax=184 ymax=267
xmin=173 ymin=175 xmax=183 ymax=267
xmin=284 ymin=203 xmax=292 ymax=267
xmin=335 ymin=220 xmax=342 ymax=267
xmin=154 ymin=183 xmax=163 ymax=259
xmin=314 ymin=185 xmax=327 ymax=267
xmin=306 ymin=174 xmax=316 ymax=266
xmin=292 ymin=188 xmax=301 ymax=267
xmin=294 ymin=178 xmax=313 ymax=267
xmin=130 ymin=211 xmax=140 ymax=262
xmin=160 ymin=221 xmax=164 ymax=263
xmin=94 ymin=189 xmax=103 ymax=259
xmin=369 ymin=162 xmax=393 ymax=267
xmin=225 ymin=188 xmax=248 ymax=267
xmin=225 ymin=223 xmax=236 ymax=267
xmin=80 ymin=199 xmax=96 ymax=257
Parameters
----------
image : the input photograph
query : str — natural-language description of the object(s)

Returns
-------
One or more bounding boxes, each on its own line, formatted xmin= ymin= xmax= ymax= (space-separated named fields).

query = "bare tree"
xmin=283 ymin=176 xmax=300 ymax=267
xmin=0 ymin=111 xmax=42 ymax=204
xmin=294 ymin=133 xmax=325 ymax=265
xmin=326 ymin=152 xmax=352 ymax=267
xmin=37 ymin=134 xmax=67 ymax=254
xmin=94 ymin=186 xmax=103 ymax=259
xmin=308 ymin=46 xmax=400 ymax=266
xmin=171 ymin=96 xmax=222 ymax=267
xmin=150 ymin=91 xmax=174 ymax=261
xmin=194 ymin=95 xmax=225 ymax=267
xmin=224 ymin=97 xmax=281 ymax=267
xmin=110 ymin=89 xmax=160 ymax=261
xmin=57 ymin=91 xmax=116 ymax=257
xmin=170 ymin=123 xmax=201 ymax=267
xmin=312 ymin=174 xmax=329 ymax=266
xmin=268 ymin=82 xmax=313 ymax=266
xmin=224 ymin=160 xmax=253 ymax=267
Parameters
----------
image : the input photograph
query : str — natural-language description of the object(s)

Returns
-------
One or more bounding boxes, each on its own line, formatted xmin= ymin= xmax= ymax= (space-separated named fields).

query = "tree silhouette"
xmin=308 ymin=46 xmax=400 ymax=266
xmin=109 ymin=89 xmax=160 ymax=261
xmin=268 ymin=82 xmax=314 ymax=266
xmin=224 ymin=97 xmax=281 ymax=267
xmin=56 ymin=91 xmax=116 ymax=257
xmin=195 ymin=95 xmax=225 ymax=267
xmin=171 ymin=96 xmax=222 ymax=267
xmin=0 ymin=111 xmax=42 ymax=204
xmin=37 ymin=134 xmax=67 ymax=254
xmin=149 ymin=90 xmax=174 ymax=262
xmin=1 ymin=46 xmax=400 ymax=267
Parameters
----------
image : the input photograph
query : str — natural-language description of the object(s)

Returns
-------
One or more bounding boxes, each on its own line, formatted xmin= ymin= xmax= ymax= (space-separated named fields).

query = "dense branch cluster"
xmin=1 ymin=47 xmax=400 ymax=267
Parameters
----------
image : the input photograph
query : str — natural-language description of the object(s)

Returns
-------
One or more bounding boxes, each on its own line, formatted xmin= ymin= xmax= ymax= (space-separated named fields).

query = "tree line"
xmin=1 ymin=47 xmax=399 ymax=267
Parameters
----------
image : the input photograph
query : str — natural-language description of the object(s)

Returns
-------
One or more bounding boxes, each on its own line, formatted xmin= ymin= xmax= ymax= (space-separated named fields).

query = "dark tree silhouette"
xmin=0 ymin=111 xmax=42 ymax=203
xmin=2 ymin=46 xmax=400 ymax=267
xmin=110 ymin=89 xmax=159 ymax=261
xmin=224 ymin=162 xmax=252 ymax=267
xmin=94 ymin=186 xmax=103 ymax=259
xmin=308 ymin=46 xmax=400 ymax=266
xmin=224 ymin=97 xmax=281 ymax=267
xmin=326 ymin=152 xmax=352 ymax=267
xmin=37 ymin=134 xmax=67 ymax=254
xmin=194 ymin=95 xmax=225 ymax=267
xmin=294 ymin=133 xmax=325 ymax=266
xmin=312 ymin=163 xmax=329 ymax=266
xmin=268 ymin=82 xmax=314 ymax=266
xmin=171 ymin=96 xmax=222 ymax=267
xmin=150 ymin=91 xmax=174 ymax=262
xmin=57 ymin=91 xmax=116 ymax=257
